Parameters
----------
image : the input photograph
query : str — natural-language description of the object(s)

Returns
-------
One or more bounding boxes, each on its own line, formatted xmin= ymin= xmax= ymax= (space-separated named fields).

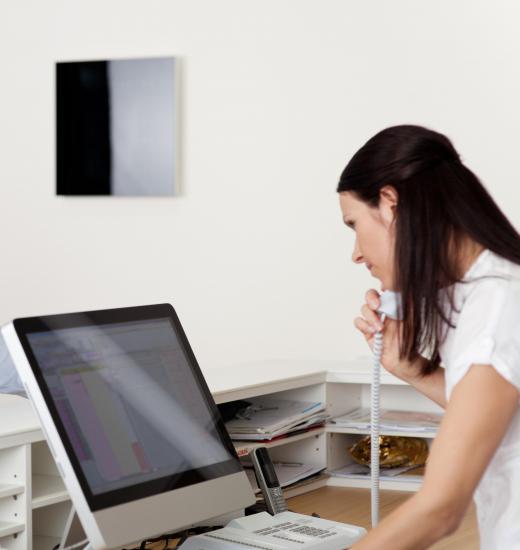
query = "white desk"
xmin=205 ymin=358 xmax=407 ymax=403
xmin=0 ymin=358 xmax=440 ymax=550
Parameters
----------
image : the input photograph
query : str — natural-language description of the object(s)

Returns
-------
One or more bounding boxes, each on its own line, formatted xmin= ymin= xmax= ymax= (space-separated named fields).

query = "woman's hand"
xmin=354 ymin=289 xmax=419 ymax=382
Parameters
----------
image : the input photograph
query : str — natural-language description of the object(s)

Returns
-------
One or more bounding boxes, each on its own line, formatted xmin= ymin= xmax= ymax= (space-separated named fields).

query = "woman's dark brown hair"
xmin=337 ymin=124 xmax=520 ymax=375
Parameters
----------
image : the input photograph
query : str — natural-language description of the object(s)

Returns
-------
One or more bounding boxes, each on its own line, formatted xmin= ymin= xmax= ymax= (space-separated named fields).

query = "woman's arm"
xmin=350 ymin=363 xmax=519 ymax=550
xmin=355 ymin=291 xmax=447 ymax=408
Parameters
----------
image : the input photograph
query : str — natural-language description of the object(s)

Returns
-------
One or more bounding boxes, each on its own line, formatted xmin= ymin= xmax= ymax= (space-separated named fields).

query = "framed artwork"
xmin=56 ymin=56 xmax=178 ymax=196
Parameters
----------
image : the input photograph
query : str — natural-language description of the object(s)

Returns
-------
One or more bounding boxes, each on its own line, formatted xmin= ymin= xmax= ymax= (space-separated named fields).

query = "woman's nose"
xmin=351 ymin=238 xmax=364 ymax=264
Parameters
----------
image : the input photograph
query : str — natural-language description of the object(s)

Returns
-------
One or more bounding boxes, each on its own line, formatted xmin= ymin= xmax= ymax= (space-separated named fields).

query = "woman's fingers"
xmin=355 ymin=289 xmax=403 ymax=374
xmin=365 ymin=289 xmax=381 ymax=310
xmin=354 ymin=316 xmax=378 ymax=338
xmin=361 ymin=304 xmax=384 ymax=331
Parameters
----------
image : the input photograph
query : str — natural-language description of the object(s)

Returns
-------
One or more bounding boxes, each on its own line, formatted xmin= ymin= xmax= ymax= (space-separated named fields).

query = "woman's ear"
xmin=379 ymin=185 xmax=398 ymax=226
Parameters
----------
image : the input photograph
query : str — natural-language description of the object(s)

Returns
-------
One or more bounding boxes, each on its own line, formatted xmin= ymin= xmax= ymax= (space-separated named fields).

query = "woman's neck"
xmin=457 ymin=238 xmax=485 ymax=279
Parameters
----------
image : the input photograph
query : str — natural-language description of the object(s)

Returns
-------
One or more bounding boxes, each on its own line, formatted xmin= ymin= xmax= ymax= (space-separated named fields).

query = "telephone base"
xmin=179 ymin=510 xmax=366 ymax=549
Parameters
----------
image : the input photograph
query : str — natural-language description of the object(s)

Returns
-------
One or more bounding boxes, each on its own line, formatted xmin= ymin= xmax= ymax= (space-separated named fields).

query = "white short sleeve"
xmin=489 ymin=280 xmax=520 ymax=391
xmin=447 ymin=276 xmax=520 ymax=397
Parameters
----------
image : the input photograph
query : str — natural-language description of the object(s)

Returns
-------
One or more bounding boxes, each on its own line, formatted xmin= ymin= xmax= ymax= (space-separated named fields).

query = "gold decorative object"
xmin=348 ymin=436 xmax=428 ymax=468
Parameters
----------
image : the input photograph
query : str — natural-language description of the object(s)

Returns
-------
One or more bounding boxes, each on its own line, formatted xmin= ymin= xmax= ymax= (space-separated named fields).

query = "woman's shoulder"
xmin=464 ymin=249 xmax=520 ymax=295
xmin=470 ymin=248 xmax=520 ymax=276
xmin=457 ymin=250 xmax=520 ymax=328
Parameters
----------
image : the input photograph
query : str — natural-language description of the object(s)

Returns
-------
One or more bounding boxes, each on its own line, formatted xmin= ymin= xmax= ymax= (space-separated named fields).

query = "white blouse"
xmin=439 ymin=248 xmax=520 ymax=549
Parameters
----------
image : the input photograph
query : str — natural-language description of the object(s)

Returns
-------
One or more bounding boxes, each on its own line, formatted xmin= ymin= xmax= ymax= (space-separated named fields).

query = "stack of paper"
xmin=330 ymin=463 xmax=423 ymax=483
xmin=245 ymin=463 xmax=326 ymax=493
xmin=225 ymin=397 xmax=327 ymax=441
xmin=331 ymin=407 xmax=442 ymax=433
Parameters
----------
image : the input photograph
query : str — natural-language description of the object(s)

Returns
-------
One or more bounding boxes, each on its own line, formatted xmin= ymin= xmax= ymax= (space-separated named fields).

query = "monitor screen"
xmin=14 ymin=305 xmax=242 ymax=511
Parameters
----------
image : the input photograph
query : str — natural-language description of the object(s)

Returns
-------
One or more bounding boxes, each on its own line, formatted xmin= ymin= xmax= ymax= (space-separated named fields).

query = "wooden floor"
xmin=287 ymin=486 xmax=479 ymax=549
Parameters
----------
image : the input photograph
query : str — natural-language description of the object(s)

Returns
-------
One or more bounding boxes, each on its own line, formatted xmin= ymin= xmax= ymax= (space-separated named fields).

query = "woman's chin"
xmin=372 ymin=274 xmax=393 ymax=293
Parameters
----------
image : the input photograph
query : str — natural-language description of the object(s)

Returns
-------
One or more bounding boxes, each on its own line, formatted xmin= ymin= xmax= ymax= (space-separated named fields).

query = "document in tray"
xmin=229 ymin=413 xmax=328 ymax=441
xmin=225 ymin=397 xmax=326 ymax=438
xmin=331 ymin=407 xmax=442 ymax=433
xmin=245 ymin=463 xmax=326 ymax=493
xmin=331 ymin=463 xmax=423 ymax=482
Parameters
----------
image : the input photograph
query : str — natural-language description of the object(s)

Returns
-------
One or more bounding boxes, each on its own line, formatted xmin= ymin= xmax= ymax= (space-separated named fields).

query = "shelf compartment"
xmin=327 ymin=431 xmax=429 ymax=493
xmin=327 ymin=463 xmax=424 ymax=493
xmin=32 ymin=475 xmax=69 ymax=509
xmin=0 ymin=483 xmax=24 ymax=499
xmin=234 ymin=427 xmax=326 ymax=457
xmin=0 ymin=520 xmax=25 ymax=538
xmin=326 ymin=425 xmax=438 ymax=439
xmin=33 ymin=534 xmax=61 ymax=550
xmin=33 ymin=501 xmax=79 ymax=550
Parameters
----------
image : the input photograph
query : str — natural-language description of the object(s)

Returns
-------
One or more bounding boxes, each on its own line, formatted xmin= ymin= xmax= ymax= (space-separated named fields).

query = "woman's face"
xmin=339 ymin=189 xmax=397 ymax=291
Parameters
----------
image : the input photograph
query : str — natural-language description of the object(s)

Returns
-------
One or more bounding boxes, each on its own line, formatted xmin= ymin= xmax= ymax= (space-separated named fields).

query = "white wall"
xmin=1 ymin=0 xmax=520 ymax=372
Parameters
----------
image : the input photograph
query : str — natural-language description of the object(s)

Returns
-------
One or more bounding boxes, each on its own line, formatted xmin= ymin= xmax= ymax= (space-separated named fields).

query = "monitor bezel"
xmin=13 ymin=304 xmax=242 ymax=511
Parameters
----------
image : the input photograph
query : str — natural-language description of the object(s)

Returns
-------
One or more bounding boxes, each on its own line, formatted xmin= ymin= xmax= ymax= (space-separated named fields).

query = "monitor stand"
xmin=57 ymin=504 xmax=91 ymax=550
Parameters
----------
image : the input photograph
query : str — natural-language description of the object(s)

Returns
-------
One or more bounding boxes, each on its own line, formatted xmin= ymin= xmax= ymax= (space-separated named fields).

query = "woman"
xmin=338 ymin=125 xmax=520 ymax=549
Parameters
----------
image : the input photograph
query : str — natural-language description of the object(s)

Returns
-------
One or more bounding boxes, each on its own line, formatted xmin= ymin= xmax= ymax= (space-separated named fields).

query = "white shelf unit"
xmin=0 ymin=409 xmax=31 ymax=550
xmin=213 ymin=360 xmax=443 ymax=496
xmin=230 ymin=382 xmax=331 ymax=498
xmin=0 ymin=395 xmax=74 ymax=550
xmin=0 ymin=358 xmax=444 ymax=550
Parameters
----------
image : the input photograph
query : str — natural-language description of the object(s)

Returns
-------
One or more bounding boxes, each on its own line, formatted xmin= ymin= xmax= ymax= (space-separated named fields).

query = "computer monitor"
xmin=2 ymin=304 xmax=255 ymax=550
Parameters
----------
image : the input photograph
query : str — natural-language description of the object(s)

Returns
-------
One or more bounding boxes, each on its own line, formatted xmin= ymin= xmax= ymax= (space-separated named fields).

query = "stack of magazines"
xmin=330 ymin=407 xmax=442 ymax=433
xmin=225 ymin=397 xmax=327 ymax=441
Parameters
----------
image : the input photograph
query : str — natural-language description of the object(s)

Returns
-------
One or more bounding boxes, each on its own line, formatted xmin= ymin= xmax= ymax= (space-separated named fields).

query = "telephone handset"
xmin=250 ymin=447 xmax=288 ymax=515
xmin=370 ymin=290 xmax=403 ymax=528
xmin=377 ymin=290 xmax=402 ymax=321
